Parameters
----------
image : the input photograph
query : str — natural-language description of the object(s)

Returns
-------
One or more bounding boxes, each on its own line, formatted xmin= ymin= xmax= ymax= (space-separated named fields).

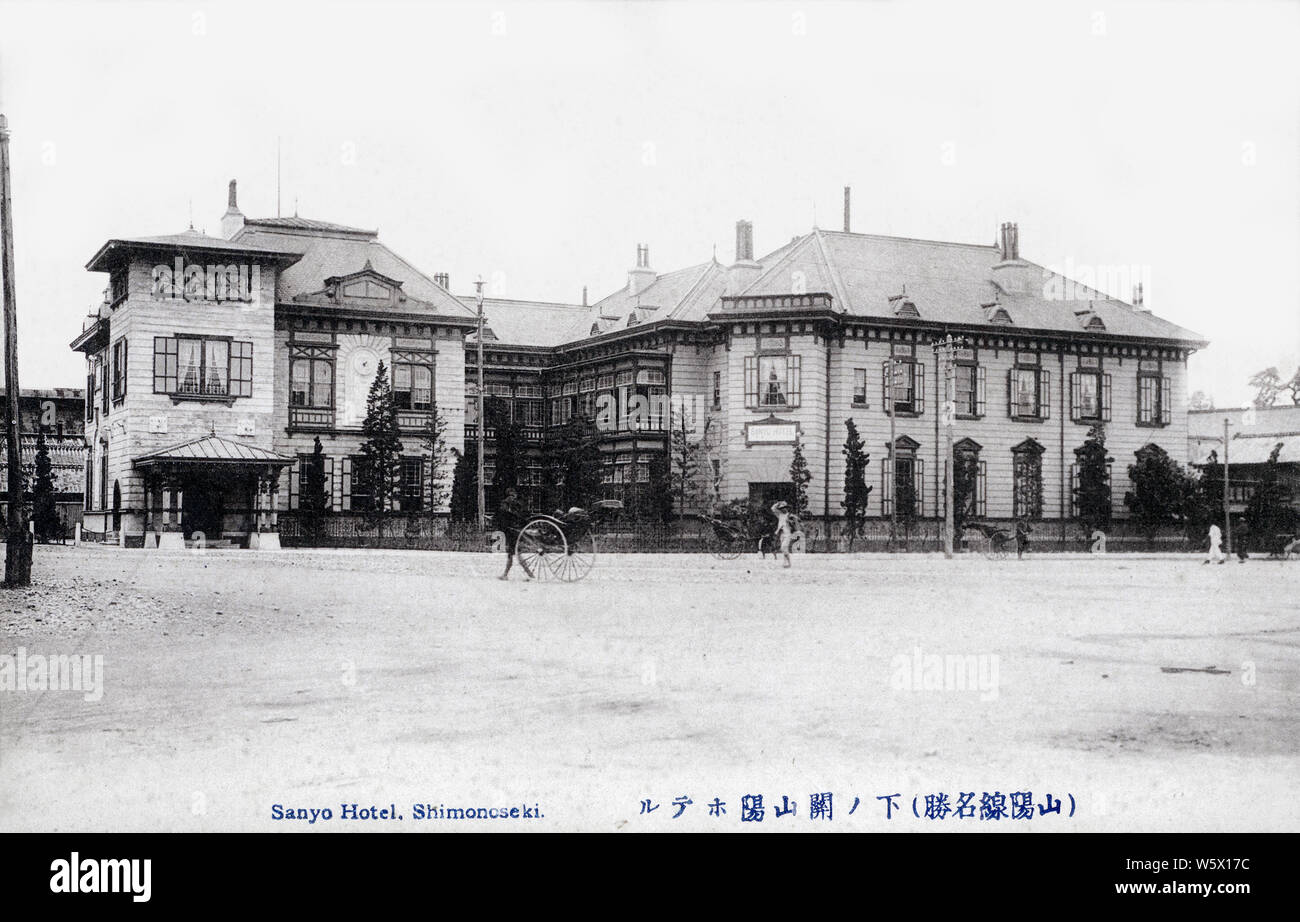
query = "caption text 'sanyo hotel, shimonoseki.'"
xmin=71 ymin=182 xmax=1206 ymax=547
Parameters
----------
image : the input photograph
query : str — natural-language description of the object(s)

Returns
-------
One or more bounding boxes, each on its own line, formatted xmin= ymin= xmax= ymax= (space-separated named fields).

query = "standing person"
xmin=1235 ymin=520 xmax=1250 ymax=563
xmin=771 ymin=501 xmax=794 ymax=568
xmin=495 ymin=488 xmax=531 ymax=580
xmin=1205 ymin=522 xmax=1225 ymax=565
xmin=1015 ymin=519 xmax=1031 ymax=559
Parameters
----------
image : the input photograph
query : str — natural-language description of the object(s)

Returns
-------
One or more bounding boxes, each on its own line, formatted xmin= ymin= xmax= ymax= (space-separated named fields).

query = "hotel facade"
xmin=72 ymin=182 xmax=1207 ymax=546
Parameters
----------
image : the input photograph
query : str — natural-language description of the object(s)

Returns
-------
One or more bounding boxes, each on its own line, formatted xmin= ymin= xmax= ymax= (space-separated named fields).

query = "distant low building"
xmin=0 ymin=388 xmax=89 ymax=533
xmin=1189 ymin=405 xmax=1300 ymax=518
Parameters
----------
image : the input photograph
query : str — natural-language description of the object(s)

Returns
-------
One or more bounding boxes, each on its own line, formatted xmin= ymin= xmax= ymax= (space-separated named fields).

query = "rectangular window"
xmin=954 ymin=364 xmax=986 ymax=417
xmin=1008 ymin=365 xmax=1051 ymax=420
xmin=231 ymin=341 xmax=253 ymax=398
xmin=153 ymin=337 xmax=178 ymax=394
xmin=291 ymin=357 xmax=334 ymax=408
xmin=153 ymin=336 xmax=245 ymax=397
xmin=1013 ymin=449 xmax=1044 ymax=519
xmin=393 ymin=363 xmax=433 ymax=411
xmin=1137 ymin=374 xmax=1171 ymax=426
xmin=111 ymin=338 xmax=128 ymax=401
xmin=881 ymin=358 xmax=924 ymax=415
xmin=289 ymin=454 xmax=334 ymax=510
xmin=401 ymin=457 xmax=424 ymax=512
xmin=349 ymin=456 xmax=374 ymax=513
xmin=852 ymin=368 xmax=868 ymax=406
xmin=712 ymin=371 xmax=721 ymax=410
xmin=880 ymin=454 xmax=925 ymax=518
xmin=744 ymin=355 xmax=802 ymax=409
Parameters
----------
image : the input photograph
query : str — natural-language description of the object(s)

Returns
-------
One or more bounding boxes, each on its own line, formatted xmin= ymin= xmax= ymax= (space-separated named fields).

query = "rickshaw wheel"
xmin=985 ymin=533 xmax=1009 ymax=560
xmin=553 ymin=531 xmax=596 ymax=582
xmin=516 ymin=518 xmax=567 ymax=580
xmin=712 ymin=529 xmax=743 ymax=560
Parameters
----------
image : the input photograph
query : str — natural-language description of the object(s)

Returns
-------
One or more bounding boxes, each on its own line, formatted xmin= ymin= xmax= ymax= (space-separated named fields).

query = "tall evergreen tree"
xmin=1249 ymin=367 xmax=1282 ymax=408
xmin=546 ymin=415 xmax=603 ymax=511
xmin=951 ymin=451 xmax=979 ymax=538
xmin=31 ymin=429 xmax=59 ymax=544
xmin=448 ymin=445 xmax=478 ymax=523
xmin=299 ymin=436 xmax=330 ymax=545
xmin=487 ymin=396 xmax=524 ymax=511
xmin=415 ymin=402 xmax=452 ymax=515
xmin=790 ymin=436 xmax=812 ymax=516
xmin=1073 ymin=423 xmax=1113 ymax=537
xmin=1124 ymin=443 xmax=1186 ymax=545
xmin=840 ymin=419 xmax=872 ymax=549
xmin=670 ymin=406 xmax=704 ymax=516
xmin=355 ymin=360 xmax=404 ymax=538
xmin=1244 ymin=442 xmax=1297 ymax=546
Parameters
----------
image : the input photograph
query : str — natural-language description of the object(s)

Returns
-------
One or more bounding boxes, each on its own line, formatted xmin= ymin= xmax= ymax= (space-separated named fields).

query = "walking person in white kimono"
xmin=1204 ymin=522 xmax=1226 ymax=565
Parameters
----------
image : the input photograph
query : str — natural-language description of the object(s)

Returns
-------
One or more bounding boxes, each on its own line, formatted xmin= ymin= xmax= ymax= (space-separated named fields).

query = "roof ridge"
xmin=817 ymin=228 xmax=999 ymax=251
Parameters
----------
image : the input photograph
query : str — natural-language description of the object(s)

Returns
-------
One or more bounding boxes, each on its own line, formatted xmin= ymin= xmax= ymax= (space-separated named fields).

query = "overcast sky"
xmin=0 ymin=0 xmax=1296 ymax=405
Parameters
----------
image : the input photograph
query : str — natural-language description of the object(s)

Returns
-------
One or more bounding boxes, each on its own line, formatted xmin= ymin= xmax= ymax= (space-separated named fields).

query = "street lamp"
xmin=475 ymin=277 xmax=486 ymax=534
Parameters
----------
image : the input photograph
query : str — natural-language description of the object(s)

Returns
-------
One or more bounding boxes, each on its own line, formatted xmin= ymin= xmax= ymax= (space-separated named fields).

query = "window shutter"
xmin=913 ymin=362 xmax=926 ymax=415
xmin=1161 ymin=377 xmax=1171 ymax=425
xmin=914 ymin=458 xmax=925 ymax=518
xmin=342 ymin=457 xmax=353 ymax=511
xmin=975 ymin=366 xmax=986 ymax=416
xmin=881 ymin=360 xmax=892 ymax=415
xmin=289 ymin=461 xmax=301 ymax=510
xmin=787 ymin=355 xmax=802 ymax=408
xmin=744 ymin=357 xmax=758 ymax=409
xmin=1006 ymin=368 xmax=1014 ymax=418
xmin=977 ymin=460 xmax=987 ymax=516
xmin=1069 ymin=372 xmax=1080 ymax=421
xmin=881 ymin=456 xmax=892 ymax=515
xmin=86 ymin=372 xmax=94 ymax=421
xmin=1102 ymin=374 xmax=1112 ymax=422
xmin=102 ymin=356 xmax=110 ymax=413
xmin=1039 ymin=369 xmax=1051 ymax=419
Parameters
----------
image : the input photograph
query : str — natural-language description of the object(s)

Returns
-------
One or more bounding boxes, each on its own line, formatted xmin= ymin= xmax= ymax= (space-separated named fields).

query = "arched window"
xmin=1011 ymin=438 xmax=1045 ymax=520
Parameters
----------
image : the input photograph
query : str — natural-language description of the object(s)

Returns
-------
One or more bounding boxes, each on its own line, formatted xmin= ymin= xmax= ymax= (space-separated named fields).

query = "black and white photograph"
xmin=0 ymin=0 xmax=1296 ymax=900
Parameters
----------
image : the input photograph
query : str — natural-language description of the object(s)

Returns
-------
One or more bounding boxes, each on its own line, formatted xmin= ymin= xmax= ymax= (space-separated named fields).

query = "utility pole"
xmin=474 ymin=277 xmax=486 ymax=534
xmin=1223 ymin=416 xmax=1231 ymax=554
xmin=932 ymin=335 xmax=965 ymax=559
xmin=0 ymin=113 xmax=31 ymax=587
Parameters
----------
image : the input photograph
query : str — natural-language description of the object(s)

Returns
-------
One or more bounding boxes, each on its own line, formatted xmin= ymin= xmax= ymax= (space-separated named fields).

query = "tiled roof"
xmin=736 ymin=229 xmax=1206 ymax=344
xmin=467 ymin=298 xmax=590 ymax=348
xmin=86 ymin=229 xmax=303 ymax=271
xmin=134 ymin=435 xmax=293 ymax=465
xmin=1189 ymin=405 xmax=1300 ymax=439
xmin=1193 ymin=433 xmax=1300 ymax=466
xmin=233 ymin=223 xmax=477 ymax=319
xmin=243 ymin=216 xmax=376 ymax=235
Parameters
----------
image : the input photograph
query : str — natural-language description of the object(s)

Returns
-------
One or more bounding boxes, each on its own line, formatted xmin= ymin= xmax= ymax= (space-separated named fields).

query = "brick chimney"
xmin=727 ymin=220 xmax=762 ymax=295
xmin=433 ymin=273 xmax=450 ymax=290
xmin=628 ymin=243 xmax=656 ymax=296
xmin=221 ymin=180 xmax=244 ymax=239
xmin=1133 ymin=282 xmax=1149 ymax=313
xmin=991 ymin=220 xmax=1037 ymax=295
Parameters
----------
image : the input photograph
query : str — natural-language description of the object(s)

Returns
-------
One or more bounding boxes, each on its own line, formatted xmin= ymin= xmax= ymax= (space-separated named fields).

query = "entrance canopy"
xmin=133 ymin=435 xmax=293 ymax=469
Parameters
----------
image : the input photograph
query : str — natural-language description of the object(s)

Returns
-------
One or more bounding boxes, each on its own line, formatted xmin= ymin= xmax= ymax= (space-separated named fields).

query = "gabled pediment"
xmin=295 ymin=260 xmax=409 ymax=308
xmin=890 ymin=434 xmax=922 ymax=451
xmin=953 ymin=437 xmax=984 ymax=454
xmin=1011 ymin=437 xmax=1045 ymax=455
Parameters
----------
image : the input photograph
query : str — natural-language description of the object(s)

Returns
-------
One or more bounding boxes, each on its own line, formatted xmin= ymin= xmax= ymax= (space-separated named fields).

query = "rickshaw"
xmin=964 ymin=522 xmax=1012 ymax=559
xmin=694 ymin=512 xmax=775 ymax=559
xmin=514 ymin=500 xmax=623 ymax=581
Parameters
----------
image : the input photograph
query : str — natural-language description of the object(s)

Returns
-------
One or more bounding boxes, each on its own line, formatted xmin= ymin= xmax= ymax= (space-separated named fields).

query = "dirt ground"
xmin=1 ymin=543 xmax=1296 ymax=832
